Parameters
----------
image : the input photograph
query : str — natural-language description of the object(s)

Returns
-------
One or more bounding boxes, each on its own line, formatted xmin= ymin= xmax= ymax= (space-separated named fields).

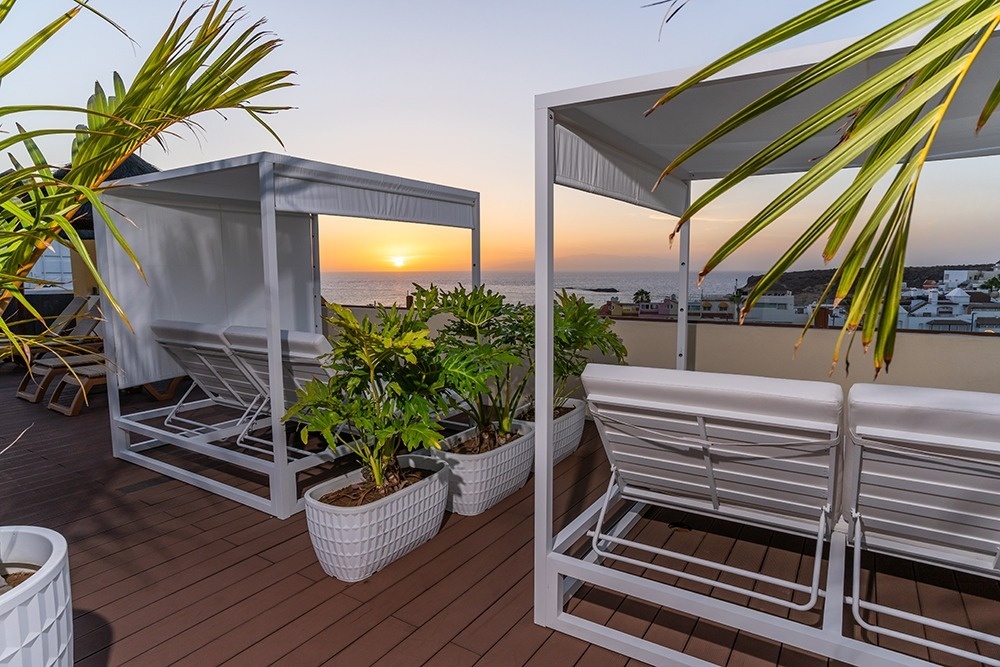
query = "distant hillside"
xmin=741 ymin=264 xmax=994 ymax=306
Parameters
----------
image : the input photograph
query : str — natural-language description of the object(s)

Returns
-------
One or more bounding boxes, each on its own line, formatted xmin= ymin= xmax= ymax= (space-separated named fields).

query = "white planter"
xmin=0 ymin=526 xmax=73 ymax=667
xmin=551 ymin=398 xmax=587 ymax=464
xmin=304 ymin=454 xmax=449 ymax=583
xmin=433 ymin=422 xmax=534 ymax=516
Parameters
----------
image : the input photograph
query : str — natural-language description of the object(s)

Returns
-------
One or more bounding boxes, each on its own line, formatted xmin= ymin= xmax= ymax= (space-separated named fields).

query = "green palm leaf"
xmin=650 ymin=0 xmax=1000 ymax=374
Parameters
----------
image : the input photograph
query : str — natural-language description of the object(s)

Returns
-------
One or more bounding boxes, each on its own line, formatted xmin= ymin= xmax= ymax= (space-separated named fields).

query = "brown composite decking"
xmin=2 ymin=362 xmax=999 ymax=666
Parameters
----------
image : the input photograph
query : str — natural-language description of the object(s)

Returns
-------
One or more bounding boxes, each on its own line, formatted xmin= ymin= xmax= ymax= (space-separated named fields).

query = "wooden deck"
xmin=2 ymin=362 xmax=998 ymax=666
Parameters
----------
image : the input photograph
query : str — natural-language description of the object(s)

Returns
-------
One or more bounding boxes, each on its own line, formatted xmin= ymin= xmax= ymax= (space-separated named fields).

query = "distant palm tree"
xmin=633 ymin=288 xmax=652 ymax=304
xmin=0 ymin=0 xmax=292 ymax=362
xmin=649 ymin=0 xmax=1000 ymax=375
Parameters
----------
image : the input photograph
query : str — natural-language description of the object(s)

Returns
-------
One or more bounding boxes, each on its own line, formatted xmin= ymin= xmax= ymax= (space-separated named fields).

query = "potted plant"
xmin=284 ymin=303 xmax=450 ymax=582
xmin=548 ymin=289 xmax=627 ymax=462
xmin=411 ymin=284 xmax=536 ymax=516
xmin=1 ymin=427 xmax=73 ymax=667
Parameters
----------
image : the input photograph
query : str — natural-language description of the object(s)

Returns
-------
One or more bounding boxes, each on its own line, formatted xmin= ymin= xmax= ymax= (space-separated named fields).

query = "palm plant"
xmin=553 ymin=289 xmax=626 ymax=408
xmin=0 ymin=0 xmax=292 ymax=362
xmin=632 ymin=288 xmax=652 ymax=304
xmin=648 ymin=0 xmax=1000 ymax=375
xmin=411 ymin=283 xmax=530 ymax=452
xmin=284 ymin=303 xmax=446 ymax=498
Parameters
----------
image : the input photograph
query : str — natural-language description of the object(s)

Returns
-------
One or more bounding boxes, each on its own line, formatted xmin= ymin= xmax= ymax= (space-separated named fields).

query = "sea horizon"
xmin=320 ymin=269 xmax=757 ymax=307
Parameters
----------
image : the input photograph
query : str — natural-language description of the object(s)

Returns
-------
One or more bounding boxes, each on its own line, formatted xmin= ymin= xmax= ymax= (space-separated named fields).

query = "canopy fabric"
xmin=541 ymin=35 xmax=1000 ymax=202
xmin=98 ymin=152 xmax=480 ymax=388
xmin=106 ymin=152 xmax=480 ymax=228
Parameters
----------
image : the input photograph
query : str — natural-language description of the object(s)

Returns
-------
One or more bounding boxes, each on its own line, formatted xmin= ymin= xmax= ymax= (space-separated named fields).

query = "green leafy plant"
xmin=632 ymin=288 xmax=652 ymax=304
xmin=649 ymin=0 xmax=1000 ymax=375
xmin=553 ymin=289 xmax=627 ymax=408
xmin=412 ymin=283 xmax=531 ymax=451
xmin=284 ymin=303 xmax=446 ymax=499
xmin=0 ymin=0 xmax=292 ymax=362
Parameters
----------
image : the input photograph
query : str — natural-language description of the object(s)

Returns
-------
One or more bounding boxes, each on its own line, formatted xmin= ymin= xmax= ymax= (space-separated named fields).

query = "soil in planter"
xmin=451 ymin=428 xmax=521 ymax=456
xmin=517 ymin=403 xmax=575 ymax=422
xmin=319 ymin=468 xmax=433 ymax=508
xmin=0 ymin=566 xmax=37 ymax=596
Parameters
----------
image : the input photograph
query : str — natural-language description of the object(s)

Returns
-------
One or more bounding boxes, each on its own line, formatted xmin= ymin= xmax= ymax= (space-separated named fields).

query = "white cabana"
xmin=97 ymin=152 xmax=480 ymax=518
xmin=533 ymin=36 xmax=1000 ymax=664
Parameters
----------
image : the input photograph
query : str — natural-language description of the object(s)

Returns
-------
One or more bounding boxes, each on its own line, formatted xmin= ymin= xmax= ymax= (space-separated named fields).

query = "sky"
xmin=6 ymin=1 xmax=997 ymax=274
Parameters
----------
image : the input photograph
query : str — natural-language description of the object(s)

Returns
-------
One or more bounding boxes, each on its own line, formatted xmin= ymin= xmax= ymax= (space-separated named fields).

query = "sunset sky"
xmin=10 ymin=1 xmax=997 ymax=274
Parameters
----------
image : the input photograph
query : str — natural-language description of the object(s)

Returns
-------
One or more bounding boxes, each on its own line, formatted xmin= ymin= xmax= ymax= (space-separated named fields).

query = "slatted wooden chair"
xmin=846 ymin=383 xmax=1000 ymax=667
xmin=581 ymin=363 xmax=843 ymax=613
xmin=14 ymin=295 xmax=103 ymax=403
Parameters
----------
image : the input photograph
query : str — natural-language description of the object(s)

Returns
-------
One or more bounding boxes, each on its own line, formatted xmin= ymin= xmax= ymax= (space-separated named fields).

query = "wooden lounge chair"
xmin=2 ymin=294 xmax=101 ymax=361
xmin=581 ymin=363 xmax=843 ymax=612
xmin=846 ymin=383 xmax=1000 ymax=666
xmin=12 ymin=296 xmax=103 ymax=402
xmin=46 ymin=364 xmax=107 ymax=416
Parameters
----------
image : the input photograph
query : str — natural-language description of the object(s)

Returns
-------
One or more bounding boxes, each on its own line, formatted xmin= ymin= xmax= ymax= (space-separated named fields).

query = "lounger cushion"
xmin=849 ymin=383 xmax=1000 ymax=450
xmin=223 ymin=325 xmax=331 ymax=359
xmin=150 ymin=319 xmax=229 ymax=347
xmin=846 ymin=383 xmax=1000 ymax=573
xmin=582 ymin=364 xmax=842 ymax=430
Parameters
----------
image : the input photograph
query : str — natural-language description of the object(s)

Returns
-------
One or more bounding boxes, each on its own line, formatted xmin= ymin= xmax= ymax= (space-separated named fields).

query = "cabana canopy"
xmin=96 ymin=152 xmax=480 ymax=518
xmin=533 ymin=35 xmax=1000 ymax=665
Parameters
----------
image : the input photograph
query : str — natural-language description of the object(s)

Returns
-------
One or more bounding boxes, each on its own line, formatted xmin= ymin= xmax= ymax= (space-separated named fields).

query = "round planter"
xmin=0 ymin=526 xmax=73 ymax=667
xmin=433 ymin=422 xmax=535 ymax=516
xmin=304 ymin=454 xmax=449 ymax=583
xmin=551 ymin=398 xmax=586 ymax=464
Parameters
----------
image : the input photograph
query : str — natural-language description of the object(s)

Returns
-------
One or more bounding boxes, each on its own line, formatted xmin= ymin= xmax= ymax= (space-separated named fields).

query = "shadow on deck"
xmin=1 ymin=363 xmax=997 ymax=666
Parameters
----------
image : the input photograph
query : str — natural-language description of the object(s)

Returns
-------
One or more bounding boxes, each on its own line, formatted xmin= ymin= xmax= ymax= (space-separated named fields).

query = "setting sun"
xmin=390 ymin=256 xmax=406 ymax=268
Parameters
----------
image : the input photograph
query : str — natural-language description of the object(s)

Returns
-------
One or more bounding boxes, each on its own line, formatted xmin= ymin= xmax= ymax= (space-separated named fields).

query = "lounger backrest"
xmin=223 ymin=325 xmax=333 ymax=410
xmin=847 ymin=383 xmax=1000 ymax=575
xmin=150 ymin=319 xmax=259 ymax=409
xmin=65 ymin=295 xmax=102 ymax=337
xmin=582 ymin=364 xmax=843 ymax=537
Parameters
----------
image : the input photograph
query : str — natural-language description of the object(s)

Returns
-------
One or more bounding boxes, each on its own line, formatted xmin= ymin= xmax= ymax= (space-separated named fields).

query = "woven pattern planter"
xmin=304 ymin=455 xmax=449 ymax=582
xmin=434 ymin=422 xmax=534 ymax=516
xmin=0 ymin=526 xmax=73 ymax=667
xmin=552 ymin=398 xmax=586 ymax=464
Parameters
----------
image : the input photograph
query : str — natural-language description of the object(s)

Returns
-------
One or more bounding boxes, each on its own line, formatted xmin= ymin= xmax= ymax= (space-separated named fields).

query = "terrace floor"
xmin=1 ymin=362 xmax=998 ymax=666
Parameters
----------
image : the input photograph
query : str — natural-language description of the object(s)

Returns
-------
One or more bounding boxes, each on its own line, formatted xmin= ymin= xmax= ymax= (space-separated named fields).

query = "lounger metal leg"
xmin=588 ymin=471 xmax=830 ymax=613
xmin=850 ymin=513 xmax=1000 ymax=667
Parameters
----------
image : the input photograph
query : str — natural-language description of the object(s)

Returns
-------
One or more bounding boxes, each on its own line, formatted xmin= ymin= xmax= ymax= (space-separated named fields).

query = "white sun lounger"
xmin=150 ymin=319 xmax=266 ymax=435
xmin=223 ymin=325 xmax=333 ymax=411
xmin=581 ymin=363 xmax=843 ymax=612
xmin=846 ymin=383 xmax=1000 ymax=666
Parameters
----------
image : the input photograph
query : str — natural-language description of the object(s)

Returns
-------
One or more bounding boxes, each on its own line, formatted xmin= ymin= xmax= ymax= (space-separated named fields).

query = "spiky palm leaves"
xmin=649 ymin=0 xmax=1000 ymax=375
xmin=0 ymin=0 xmax=292 ymax=361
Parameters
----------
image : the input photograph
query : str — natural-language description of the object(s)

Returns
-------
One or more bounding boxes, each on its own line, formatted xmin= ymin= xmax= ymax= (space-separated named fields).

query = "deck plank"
xmin=2 ymin=365 xmax=999 ymax=666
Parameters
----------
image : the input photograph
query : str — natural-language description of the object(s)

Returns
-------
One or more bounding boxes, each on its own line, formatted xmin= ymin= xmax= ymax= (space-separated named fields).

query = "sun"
xmin=389 ymin=256 xmax=406 ymax=268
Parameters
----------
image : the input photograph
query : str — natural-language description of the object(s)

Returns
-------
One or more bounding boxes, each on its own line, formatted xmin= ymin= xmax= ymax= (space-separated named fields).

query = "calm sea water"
xmin=320 ymin=270 xmax=754 ymax=307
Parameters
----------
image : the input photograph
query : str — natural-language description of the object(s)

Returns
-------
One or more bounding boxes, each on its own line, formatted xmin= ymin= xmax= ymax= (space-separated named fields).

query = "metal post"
xmin=676 ymin=187 xmax=692 ymax=370
xmin=471 ymin=198 xmax=481 ymax=287
xmin=259 ymin=160 xmax=294 ymax=518
xmin=534 ymin=104 xmax=557 ymax=626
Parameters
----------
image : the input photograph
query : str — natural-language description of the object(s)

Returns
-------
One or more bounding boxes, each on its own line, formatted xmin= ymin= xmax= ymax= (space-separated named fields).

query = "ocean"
xmin=320 ymin=270 xmax=755 ymax=307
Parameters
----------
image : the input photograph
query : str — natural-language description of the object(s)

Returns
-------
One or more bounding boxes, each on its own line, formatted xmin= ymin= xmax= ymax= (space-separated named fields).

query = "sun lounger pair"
xmin=149 ymin=319 xmax=336 ymax=455
xmin=580 ymin=364 xmax=1000 ymax=667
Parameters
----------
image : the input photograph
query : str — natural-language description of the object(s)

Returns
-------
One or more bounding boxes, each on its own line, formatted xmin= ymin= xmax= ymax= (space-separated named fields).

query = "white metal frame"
xmin=98 ymin=153 xmax=481 ymax=519
xmin=533 ymin=37 xmax=1000 ymax=665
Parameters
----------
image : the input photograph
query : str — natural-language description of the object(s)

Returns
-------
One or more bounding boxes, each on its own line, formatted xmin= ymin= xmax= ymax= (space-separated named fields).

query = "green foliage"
xmin=0 ymin=0 xmax=292 ymax=362
xmin=650 ymin=0 xmax=1000 ymax=376
xmin=981 ymin=275 xmax=1000 ymax=291
xmin=412 ymin=283 xmax=531 ymax=436
xmin=632 ymin=288 xmax=651 ymax=304
xmin=283 ymin=303 xmax=446 ymax=491
xmin=553 ymin=290 xmax=626 ymax=407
